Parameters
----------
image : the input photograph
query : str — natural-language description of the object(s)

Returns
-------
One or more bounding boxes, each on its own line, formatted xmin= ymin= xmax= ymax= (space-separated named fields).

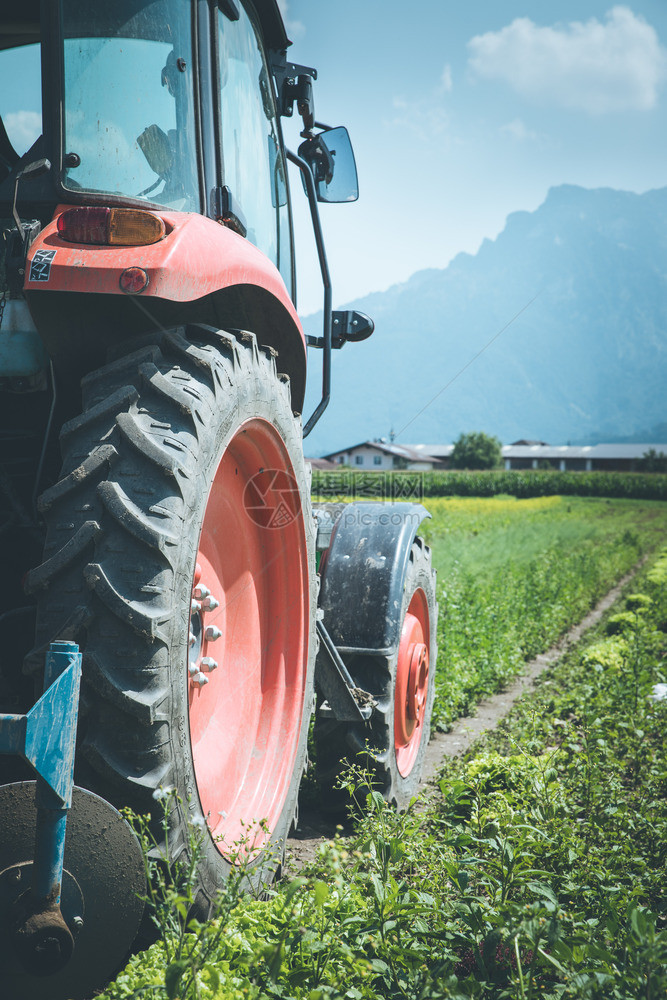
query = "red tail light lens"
xmin=57 ymin=208 xmax=166 ymax=246
xmin=58 ymin=207 xmax=110 ymax=244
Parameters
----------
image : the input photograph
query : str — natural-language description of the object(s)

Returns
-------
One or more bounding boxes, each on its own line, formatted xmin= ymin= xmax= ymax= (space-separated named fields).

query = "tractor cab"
xmin=0 ymin=0 xmax=362 ymax=342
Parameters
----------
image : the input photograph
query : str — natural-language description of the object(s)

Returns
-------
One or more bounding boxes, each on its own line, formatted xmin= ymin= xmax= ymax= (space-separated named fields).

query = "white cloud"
xmin=389 ymin=96 xmax=449 ymax=142
xmin=440 ymin=64 xmax=453 ymax=93
xmin=4 ymin=111 xmax=41 ymax=155
xmin=388 ymin=67 xmax=453 ymax=142
xmin=500 ymin=118 xmax=538 ymax=141
xmin=276 ymin=0 xmax=305 ymax=39
xmin=468 ymin=6 xmax=667 ymax=114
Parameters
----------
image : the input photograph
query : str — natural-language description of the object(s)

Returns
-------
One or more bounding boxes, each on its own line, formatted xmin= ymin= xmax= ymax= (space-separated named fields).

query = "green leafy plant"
xmin=104 ymin=521 xmax=667 ymax=1000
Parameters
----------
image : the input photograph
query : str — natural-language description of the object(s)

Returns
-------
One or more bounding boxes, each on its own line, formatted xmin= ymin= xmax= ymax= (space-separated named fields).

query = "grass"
xmin=421 ymin=496 xmax=666 ymax=730
xmin=419 ymin=496 xmax=661 ymax=578
xmin=100 ymin=498 xmax=667 ymax=999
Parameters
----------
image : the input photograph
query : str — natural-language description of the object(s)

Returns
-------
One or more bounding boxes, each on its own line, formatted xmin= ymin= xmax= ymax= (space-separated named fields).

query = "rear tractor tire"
xmin=26 ymin=327 xmax=316 ymax=906
xmin=316 ymin=536 xmax=437 ymax=812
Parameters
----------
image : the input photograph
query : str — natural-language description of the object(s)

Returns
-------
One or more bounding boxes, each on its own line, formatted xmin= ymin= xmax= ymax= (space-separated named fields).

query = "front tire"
xmin=26 ymin=327 xmax=316 ymax=903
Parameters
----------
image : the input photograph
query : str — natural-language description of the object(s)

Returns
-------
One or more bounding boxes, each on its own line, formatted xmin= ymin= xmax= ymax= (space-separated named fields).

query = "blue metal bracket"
xmin=0 ymin=641 xmax=82 ymax=902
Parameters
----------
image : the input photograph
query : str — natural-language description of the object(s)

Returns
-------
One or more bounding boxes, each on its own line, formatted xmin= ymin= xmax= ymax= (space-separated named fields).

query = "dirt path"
xmin=287 ymin=564 xmax=639 ymax=869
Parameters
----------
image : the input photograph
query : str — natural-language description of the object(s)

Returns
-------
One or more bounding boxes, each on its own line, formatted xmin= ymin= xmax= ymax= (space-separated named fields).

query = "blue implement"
xmin=0 ymin=640 xmax=82 ymax=973
xmin=0 ymin=640 xmax=81 ymax=902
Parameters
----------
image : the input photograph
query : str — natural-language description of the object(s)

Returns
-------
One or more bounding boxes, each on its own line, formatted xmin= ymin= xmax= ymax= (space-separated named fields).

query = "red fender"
xmin=24 ymin=208 xmax=308 ymax=408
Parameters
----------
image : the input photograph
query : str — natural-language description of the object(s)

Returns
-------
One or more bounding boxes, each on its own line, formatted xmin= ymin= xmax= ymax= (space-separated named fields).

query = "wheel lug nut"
xmin=202 ymin=595 xmax=220 ymax=611
xmin=188 ymin=661 xmax=198 ymax=676
xmin=190 ymin=671 xmax=208 ymax=687
xmin=194 ymin=584 xmax=210 ymax=600
xmin=205 ymin=625 xmax=222 ymax=642
xmin=191 ymin=599 xmax=201 ymax=614
xmin=200 ymin=657 xmax=218 ymax=672
xmin=189 ymin=631 xmax=196 ymax=647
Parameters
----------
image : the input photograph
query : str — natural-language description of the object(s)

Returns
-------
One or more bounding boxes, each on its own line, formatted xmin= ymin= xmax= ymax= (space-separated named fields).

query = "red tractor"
xmin=0 ymin=2 xmax=437 ymax=997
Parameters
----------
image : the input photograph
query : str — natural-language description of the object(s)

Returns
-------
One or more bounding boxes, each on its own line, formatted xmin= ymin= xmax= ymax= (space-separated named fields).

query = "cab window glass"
xmin=217 ymin=4 xmax=291 ymax=288
xmin=61 ymin=0 xmax=198 ymax=210
xmin=0 ymin=42 xmax=42 ymax=293
xmin=0 ymin=44 xmax=42 ymax=160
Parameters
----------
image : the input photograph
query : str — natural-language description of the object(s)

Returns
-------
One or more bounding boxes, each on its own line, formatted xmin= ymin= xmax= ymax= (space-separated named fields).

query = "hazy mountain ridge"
xmin=303 ymin=184 xmax=667 ymax=456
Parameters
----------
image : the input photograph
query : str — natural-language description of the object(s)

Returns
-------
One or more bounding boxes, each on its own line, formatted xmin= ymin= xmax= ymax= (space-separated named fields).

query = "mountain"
xmin=301 ymin=184 xmax=667 ymax=456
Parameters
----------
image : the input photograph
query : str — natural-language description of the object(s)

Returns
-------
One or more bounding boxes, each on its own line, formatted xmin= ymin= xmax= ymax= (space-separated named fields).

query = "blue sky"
xmin=2 ymin=3 xmax=665 ymax=318
xmin=280 ymin=2 xmax=667 ymax=314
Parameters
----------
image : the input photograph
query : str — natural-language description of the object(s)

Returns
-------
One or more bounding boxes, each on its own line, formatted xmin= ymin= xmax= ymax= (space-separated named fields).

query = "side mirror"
xmin=137 ymin=125 xmax=173 ymax=177
xmin=20 ymin=158 xmax=51 ymax=181
xmin=298 ymin=126 xmax=358 ymax=204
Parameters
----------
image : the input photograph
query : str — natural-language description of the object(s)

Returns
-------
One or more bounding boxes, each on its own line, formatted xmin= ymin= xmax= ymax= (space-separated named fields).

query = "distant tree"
xmin=639 ymin=448 xmax=667 ymax=473
xmin=450 ymin=431 xmax=502 ymax=470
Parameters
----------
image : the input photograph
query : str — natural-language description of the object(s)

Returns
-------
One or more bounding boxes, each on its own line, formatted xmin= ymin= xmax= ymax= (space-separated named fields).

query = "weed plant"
xmin=421 ymin=548 xmax=667 ymax=997
xmin=102 ymin=545 xmax=667 ymax=999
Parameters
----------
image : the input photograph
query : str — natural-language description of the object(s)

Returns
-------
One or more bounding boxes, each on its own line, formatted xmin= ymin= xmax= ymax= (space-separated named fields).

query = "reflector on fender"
xmin=57 ymin=207 xmax=166 ymax=246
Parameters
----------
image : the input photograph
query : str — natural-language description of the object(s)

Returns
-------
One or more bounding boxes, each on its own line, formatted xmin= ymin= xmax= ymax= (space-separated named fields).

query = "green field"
xmin=421 ymin=496 xmax=666 ymax=729
xmin=101 ymin=496 xmax=667 ymax=1000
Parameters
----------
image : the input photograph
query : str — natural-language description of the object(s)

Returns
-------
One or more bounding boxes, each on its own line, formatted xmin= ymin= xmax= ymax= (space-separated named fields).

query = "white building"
xmin=320 ymin=440 xmax=667 ymax=473
xmin=322 ymin=440 xmax=437 ymax=471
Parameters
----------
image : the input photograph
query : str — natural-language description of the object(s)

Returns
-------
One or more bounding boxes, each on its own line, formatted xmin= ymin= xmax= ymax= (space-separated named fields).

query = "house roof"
xmin=585 ymin=444 xmax=667 ymax=459
xmin=323 ymin=441 xmax=438 ymax=463
xmin=408 ymin=444 xmax=454 ymax=458
xmin=322 ymin=441 xmax=667 ymax=463
xmin=511 ymin=439 xmax=550 ymax=447
xmin=500 ymin=444 xmax=667 ymax=460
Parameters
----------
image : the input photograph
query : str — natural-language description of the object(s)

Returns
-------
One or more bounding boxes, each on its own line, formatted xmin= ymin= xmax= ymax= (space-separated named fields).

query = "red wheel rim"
xmin=394 ymin=587 xmax=430 ymax=778
xmin=187 ymin=418 xmax=309 ymax=856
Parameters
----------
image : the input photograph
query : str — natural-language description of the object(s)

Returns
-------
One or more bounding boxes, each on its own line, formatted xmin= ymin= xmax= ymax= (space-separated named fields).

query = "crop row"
xmin=311 ymin=469 xmax=667 ymax=501
xmin=103 ymin=544 xmax=667 ymax=999
xmin=424 ymin=497 xmax=665 ymax=731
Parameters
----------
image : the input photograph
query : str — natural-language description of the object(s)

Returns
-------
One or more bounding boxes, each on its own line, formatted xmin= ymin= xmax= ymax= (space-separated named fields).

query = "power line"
xmin=395 ymin=291 xmax=541 ymax=439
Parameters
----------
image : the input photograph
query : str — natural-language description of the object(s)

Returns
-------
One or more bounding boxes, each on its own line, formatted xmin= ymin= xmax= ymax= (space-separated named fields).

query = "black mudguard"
xmin=318 ymin=501 xmax=430 ymax=657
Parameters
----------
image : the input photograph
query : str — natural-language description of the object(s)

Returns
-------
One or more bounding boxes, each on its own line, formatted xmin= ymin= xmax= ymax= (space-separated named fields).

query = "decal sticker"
xmin=29 ymin=248 xmax=57 ymax=282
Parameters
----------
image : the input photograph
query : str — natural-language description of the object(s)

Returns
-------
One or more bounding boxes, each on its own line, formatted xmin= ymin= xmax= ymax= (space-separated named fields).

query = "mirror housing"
xmin=307 ymin=310 xmax=374 ymax=350
xmin=298 ymin=127 xmax=358 ymax=204
xmin=333 ymin=310 xmax=374 ymax=343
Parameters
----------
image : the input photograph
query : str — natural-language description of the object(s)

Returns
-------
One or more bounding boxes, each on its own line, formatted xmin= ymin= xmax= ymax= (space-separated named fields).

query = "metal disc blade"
xmin=0 ymin=781 xmax=145 ymax=1000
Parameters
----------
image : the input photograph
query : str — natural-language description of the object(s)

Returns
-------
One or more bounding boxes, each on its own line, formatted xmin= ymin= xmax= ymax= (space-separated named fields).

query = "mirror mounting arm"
xmin=286 ymin=148 xmax=332 ymax=438
xmin=11 ymin=159 xmax=51 ymax=246
xmin=270 ymin=52 xmax=318 ymax=122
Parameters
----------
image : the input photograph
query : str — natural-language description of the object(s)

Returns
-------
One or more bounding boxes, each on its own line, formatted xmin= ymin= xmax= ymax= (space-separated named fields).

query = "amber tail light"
xmin=57 ymin=207 xmax=166 ymax=246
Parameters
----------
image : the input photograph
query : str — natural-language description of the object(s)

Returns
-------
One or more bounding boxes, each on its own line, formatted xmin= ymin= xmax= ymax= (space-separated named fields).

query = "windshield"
xmin=60 ymin=0 xmax=198 ymax=211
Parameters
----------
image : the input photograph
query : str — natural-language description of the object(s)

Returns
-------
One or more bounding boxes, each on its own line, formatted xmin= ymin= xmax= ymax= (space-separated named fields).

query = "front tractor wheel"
xmin=28 ymin=328 xmax=316 ymax=910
